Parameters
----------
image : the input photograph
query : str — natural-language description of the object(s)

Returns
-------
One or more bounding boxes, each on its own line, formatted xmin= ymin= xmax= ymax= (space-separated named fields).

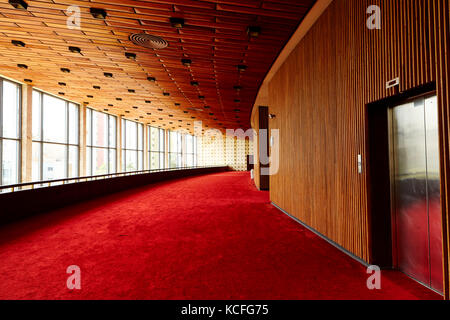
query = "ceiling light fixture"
xmin=90 ymin=8 xmax=107 ymax=19
xmin=163 ymin=92 xmax=170 ymax=96
xmin=128 ymin=89 xmax=135 ymax=93
xmin=69 ymin=46 xmax=81 ymax=54
xmin=17 ymin=64 xmax=28 ymax=69
xmin=12 ymin=40 xmax=25 ymax=47
xmin=125 ymin=52 xmax=136 ymax=60
xmin=147 ymin=77 xmax=156 ymax=82
xmin=170 ymin=17 xmax=184 ymax=28
xmin=104 ymin=72 xmax=113 ymax=78
xmin=93 ymin=85 xmax=101 ymax=89
xmin=9 ymin=0 xmax=28 ymax=10
xmin=181 ymin=59 xmax=192 ymax=67
xmin=237 ymin=65 xmax=247 ymax=72
xmin=61 ymin=68 xmax=70 ymax=73
xmin=247 ymin=26 xmax=261 ymax=38
xmin=190 ymin=81 xmax=199 ymax=86
xmin=59 ymin=82 xmax=66 ymax=86
xmin=24 ymin=79 xmax=32 ymax=83
xmin=145 ymin=100 xmax=151 ymax=104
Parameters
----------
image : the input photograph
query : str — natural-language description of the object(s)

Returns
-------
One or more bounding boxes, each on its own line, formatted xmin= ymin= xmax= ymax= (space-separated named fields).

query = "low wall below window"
xmin=0 ymin=167 xmax=228 ymax=226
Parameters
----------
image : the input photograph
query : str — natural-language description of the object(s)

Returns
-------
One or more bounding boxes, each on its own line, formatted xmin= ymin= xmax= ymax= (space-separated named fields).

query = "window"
xmin=184 ymin=134 xmax=198 ymax=167
xmin=86 ymin=108 xmax=117 ymax=175
xmin=0 ymin=79 xmax=21 ymax=186
xmin=121 ymin=119 xmax=143 ymax=172
xmin=148 ymin=126 xmax=165 ymax=170
xmin=168 ymin=131 xmax=182 ymax=168
xmin=32 ymin=90 xmax=79 ymax=181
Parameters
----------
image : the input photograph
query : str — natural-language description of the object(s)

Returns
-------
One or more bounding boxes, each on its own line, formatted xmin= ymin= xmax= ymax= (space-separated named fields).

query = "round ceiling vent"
xmin=129 ymin=33 xmax=168 ymax=49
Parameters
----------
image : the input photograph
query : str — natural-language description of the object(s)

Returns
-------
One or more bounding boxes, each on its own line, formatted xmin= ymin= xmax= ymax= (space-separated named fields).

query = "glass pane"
xmin=68 ymin=146 xmax=78 ymax=178
xmin=86 ymin=109 xmax=92 ymax=146
xmin=43 ymin=94 xmax=67 ymax=143
xmin=32 ymin=142 xmax=41 ymax=181
xmin=92 ymin=147 xmax=107 ymax=175
xmin=122 ymin=150 xmax=126 ymax=172
xmin=2 ymin=81 xmax=20 ymax=139
xmin=169 ymin=132 xmax=177 ymax=153
xmin=150 ymin=152 xmax=159 ymax=170
xmin=121 ymin=119 xmax=125 ymax=148
xmin=169 ymin=153 xmax=177 ymax=169
xmin=150 ymin=127 xmax=159 ymax=151
xmin=109 ymin=115 xmax=116 ymax=148
xmin=186 ymin=135 xmax=193 ymax=154
xmin=93 ymin=110 xmax=108 ymax=147
xmin=32 ymin=90 xmax=41 ymax=140
xmin=125 ymin=150 xmax=137 ymax=172
xmin=159 ymin=129 xmax=165 ymax=152
xmin=42 ymin=143 xmax=66 ymax=181
xmin=159 ymin=153 xmax=165 ymax=169
xmin=1 ymin=139 xmax=19 ymax=185
xmin=109 ymin=149 xmax=116 ymax=173
xmin=177 ymin=134 xmax=182 ymax=153
xmin=138 ymin=151 xmax=143 ymax=170
xmin=125 ymin=120 xmax=137 ymax=150
xmin=68 ymin=103 xmax=79 ymax=145
xmin=86 ymin=146 xmax=92 ymax=176
xmin=138 ymin=124 xmax=143 ymax=151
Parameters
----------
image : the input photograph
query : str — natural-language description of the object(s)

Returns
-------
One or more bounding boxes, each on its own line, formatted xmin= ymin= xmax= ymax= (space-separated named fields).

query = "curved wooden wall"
xmin=263 ymin=0 xmax=450 ymax=297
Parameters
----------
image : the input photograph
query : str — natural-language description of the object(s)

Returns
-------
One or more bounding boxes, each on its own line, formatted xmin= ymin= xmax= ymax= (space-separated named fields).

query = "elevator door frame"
xmin=387 ymin=93 xmax=441 ymax=291
xmin=366 ymin=83 xmax=447 ymax=298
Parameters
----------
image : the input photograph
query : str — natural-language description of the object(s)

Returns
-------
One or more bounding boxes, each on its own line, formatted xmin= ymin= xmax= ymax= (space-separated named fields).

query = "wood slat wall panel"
xmin=265 ymin=0 xmax=450 ymax=297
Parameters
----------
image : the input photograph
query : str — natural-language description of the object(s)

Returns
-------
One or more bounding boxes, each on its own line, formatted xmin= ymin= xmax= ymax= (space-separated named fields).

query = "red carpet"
xmin=0 ymin=172 xmax=441 ymax=300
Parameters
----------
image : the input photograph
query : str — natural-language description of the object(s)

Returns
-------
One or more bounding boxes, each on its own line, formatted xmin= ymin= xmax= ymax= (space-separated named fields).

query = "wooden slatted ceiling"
xmin=0 ymin=0 xmax=315 ymax=134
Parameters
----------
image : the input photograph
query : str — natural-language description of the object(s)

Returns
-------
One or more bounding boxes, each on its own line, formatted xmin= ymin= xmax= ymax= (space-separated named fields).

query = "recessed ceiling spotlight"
xmin=125 ymin=52 xmax=136 ymax=60
xmin=104 ymin=109 xmax=109 ymax=112
xmin=139 ymin=116 xmax=144 ymax=119
xmin=58 ymin=92 xmax=65 ymax=95
xmin=163 ymin=92 xmax=170 ymax=96
xmin=175 ymin=103 xmax=180 ymax=106
xmin=69 ymin=46 xmax=81 ymax=54
xmin=190 ymin=81 xmax=199 ymax=86
xmin=24 ymin=79 xmax=32 ymax=83
xmin=147 ymin=113 xmax=151 ymax=115
xmin=108 ymin=104 xmax=114 ymax=107
xmin=147 ymin=77 xmax=156 ymax=82
xmin=61 ymin=68 xmax=70 ymax=73
xmin=59 ymin=82 xmax=66 ymax=86
xmin=128 ymin=89 xmax=135 ymax=93
xmin=87 ymin=95 xmax=93 ymax=98
xmin=125 ymin=111 xmax=130 ymax=113
xmin=157 ymin=108 xmax=163 ymax=111
xmin=145 ymin=100 xmax=151 ymax=104
xmin=204 ymin=106 xmax=210 ymax=109
xmin=183 ymin=111 xmax=188 ymax=113
xmin=198 ymin=95 xmax=205 ymax=99
xmin=84 ymin=102 xmax=89 ymax=105
xmin=237 ymin=65 xmax=247 ymax=72
xmin=191 ymin=116 xmax=196 ymax=119
xmin=116 ymin=97 xmax=122 ymax=101
xmin=209 ymin=113 xmax=214 ymax=116
xmin=17 ymin=64 xmax=28 ymax=69
xmin=170 ymin=17 xmax=185 ymax=28
xmin=90 ymin=7 xmax=107 ymax=19
xmin=9 ymin=0 xmax=28 ymax=10
xmin=169 ymin=115 xmax=173 ymax=117
xmin=159 ymin=118 xmax=163 ymax=120
xmin=181 ymin=59 xmax=192 ymax=67
xmin=152 ymin=120 xmax=156 ymax=122
xmin=104 ymin=72 xmax=113 ymax=78
xmin=93 ymin=85 xmax=101 ymax=89
xmin=247 ymin=26 xmax=261 ymax=38
xmin=12 ymin=40 xmax=25 ymax=47
xmin=132 ymin=106 xmax=138 ymax=109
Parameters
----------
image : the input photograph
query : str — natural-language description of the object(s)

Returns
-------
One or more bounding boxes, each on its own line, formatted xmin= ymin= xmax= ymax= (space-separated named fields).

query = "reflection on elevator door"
xmin=391 ymin=95 xmax=443 ymax=293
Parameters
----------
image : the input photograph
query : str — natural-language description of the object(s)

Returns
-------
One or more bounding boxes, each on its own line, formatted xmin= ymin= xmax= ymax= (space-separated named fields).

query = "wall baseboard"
xmin=271 ymin=202 xmax=370 ymax=268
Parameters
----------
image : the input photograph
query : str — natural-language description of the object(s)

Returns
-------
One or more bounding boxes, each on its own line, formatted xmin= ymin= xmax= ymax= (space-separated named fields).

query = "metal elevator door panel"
xmin=391 ymin=95 xmax=443 ymax=293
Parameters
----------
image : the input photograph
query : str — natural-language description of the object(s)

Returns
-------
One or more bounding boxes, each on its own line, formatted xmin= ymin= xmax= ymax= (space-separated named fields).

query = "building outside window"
xmin=0 ymin=78 xmax=21 ymax=186
xmin=121 ymin=119 xmax=143 ymax=172
xmin=148 ymin=126 xmax=165 ymax=170
xmin=32 ymin=90 xmax=79 ymax=181
xmin=168 ymin=131 xmax=182 ymax=168
xmin=86 ymin=108 xmax=117 ymax=176
xmin=184 ymin=134 xmax=198 ymax=167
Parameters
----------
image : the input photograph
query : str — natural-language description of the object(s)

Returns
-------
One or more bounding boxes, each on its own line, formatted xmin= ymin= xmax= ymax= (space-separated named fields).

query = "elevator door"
xmin=391 ymin=95 xmax=443 ymax=293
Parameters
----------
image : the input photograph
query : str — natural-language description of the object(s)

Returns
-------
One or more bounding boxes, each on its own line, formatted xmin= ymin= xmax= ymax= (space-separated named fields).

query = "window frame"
xmin=32 ymin=89 xmax=79 ymax=181
xmin=148 ymin=126 xmax=165 ymax=170
xmin=121 ymin=118 xmax=144 ymax=172
xmin=168 ymin=131 xmax=182 ymax=169
xmin=0 ymin=77 xmax=22 ymax=186
xmin=86 ymin=108 xmax=117 ymax=175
